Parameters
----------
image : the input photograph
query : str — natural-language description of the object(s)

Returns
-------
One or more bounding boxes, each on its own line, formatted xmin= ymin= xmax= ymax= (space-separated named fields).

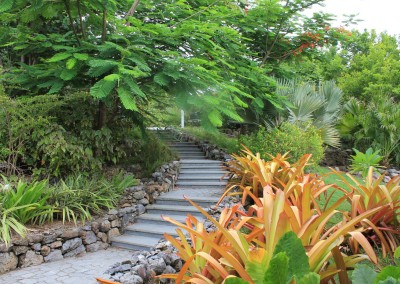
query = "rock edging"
xmin=0 ymin=160 xmax=180 ymax=274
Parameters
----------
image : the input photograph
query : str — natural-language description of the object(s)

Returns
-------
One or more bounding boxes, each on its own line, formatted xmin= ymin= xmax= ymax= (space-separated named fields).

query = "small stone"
xmin=42 ymin=233 xmax=58 ymax=244
xmin=12 ymin=245 xmax=29 ymax=256
xmin=148 ymin=257 xmax=166 ymax=274
xmin=81 ymin=231 xmax=97 ymax=245
xmin=61 ymin=228 xmax=80 ymax=239
xmin=108 ymin=209 xmax=118 ymax=215
xmin=86 ymin=242 xmax=101 ymax=253
xmin=0 ymin=252 xmax=18 ymax=273
xmin=0 ymin=243 xmax=12 ymax=253
xmin=107 ymin=228 xmax=120 ymax=239
xmin=108 ymin=214 xmax=118 ymax=221
xmin=40 ymin=245 xmax=50 ymax=256
xmin=100 ymin=220 xmax=111 ymax=232
xmin=97 ymin=232 xmax=108 ymax=243
xmin=162 ymin=265 xmax=176 ymax=274
xmin=133 ymin=191 xmax=146 ymax=200
xmin=64 ymin=244 xmax=86 ymax=257
xmin=27 ymin=234 xmax=43 ymax=244
xmin=32 ymin=243 xmax=41 ymax=251
xmin=49 ymin=241 xmax=62 ymax=249
xmin=136 ymin=204 xmax=145 ymax=215
xmin=91 ymin=222 xmax=100 ymax=234
xmin=12 ymin=237 xmax=29 ymax=246
xmin=119 ymin=273 xmax=143 ymax=284
xmin=62 ymin=238 xmax=82 ymax=253
xmin=139 ymin=198 xmax=149 ymax=206
xmin=111 ymin=219 xmax=121 ymax=228
xmin=44 ymin=250 xmax=63 ymax=262
xmin=20 ymin=250 xmax=44 ymax=268
xmin=131 ymin=264 xmax=148 ymax=280
xmin=82 ymin=225 xmax=92 ymax=231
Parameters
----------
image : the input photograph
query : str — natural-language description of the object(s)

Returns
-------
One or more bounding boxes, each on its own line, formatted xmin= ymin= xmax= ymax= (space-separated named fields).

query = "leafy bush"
xmin=241 ymin=122 xmax=325 ymax=166
xmin=0 ymin=92 xmax=137 ymax=178
xmin=350 ymin=148 xmax=384 ymax=177
xmin=48 ymin=173 xmax=138 ymax=224
xmin=184 ymin=126 xmax=240 ymax=154
xmin=0 ymin=178 xmax=54 ymax=244
xmin=129 ymin=130 xmax=177 ymax=176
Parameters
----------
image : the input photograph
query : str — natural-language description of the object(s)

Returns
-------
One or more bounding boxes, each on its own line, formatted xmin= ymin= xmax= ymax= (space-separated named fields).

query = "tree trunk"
xmin=96 ymin=101 xmax=107 ymax=130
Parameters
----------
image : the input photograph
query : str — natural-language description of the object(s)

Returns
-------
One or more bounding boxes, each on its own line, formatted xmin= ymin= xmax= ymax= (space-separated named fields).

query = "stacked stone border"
xmin=0 ymin=160 xmax=180 ymax=274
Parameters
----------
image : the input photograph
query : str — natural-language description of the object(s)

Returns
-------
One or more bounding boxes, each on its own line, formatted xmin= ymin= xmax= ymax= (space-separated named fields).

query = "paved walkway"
xmin=0 ymin=248 xmax=132 ymax=284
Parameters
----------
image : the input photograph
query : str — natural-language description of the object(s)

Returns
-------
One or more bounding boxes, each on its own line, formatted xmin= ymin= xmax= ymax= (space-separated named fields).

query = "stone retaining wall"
xmin=0 ymin=161 xmax=180 ymax=274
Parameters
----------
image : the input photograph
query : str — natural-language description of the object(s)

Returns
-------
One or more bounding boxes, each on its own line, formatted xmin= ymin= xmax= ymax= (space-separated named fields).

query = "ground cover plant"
xmin=0 ymin=173 xmax=137 ymax=245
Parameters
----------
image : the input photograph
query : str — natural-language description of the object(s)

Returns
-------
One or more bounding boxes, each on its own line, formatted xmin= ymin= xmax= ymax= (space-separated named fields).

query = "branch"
xmin=63 ymin=0 xmax=81 ymax=46
xmin=77 ymin=0 xmax=86 ymax=39
xmin=170 ymin=0 xmax=221 ymax=28
xmin=126 ymin=0 xmax=140 ymax=18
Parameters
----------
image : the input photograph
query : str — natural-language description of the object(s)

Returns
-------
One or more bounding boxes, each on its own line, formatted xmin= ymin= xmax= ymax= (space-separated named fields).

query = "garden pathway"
xmin=0 ymin=130 xmax=228 ymax=283
xmin=0 ymin=247 xmax=132 ymax=284
xmin=111 ymin=130 xmax=227 ymax=250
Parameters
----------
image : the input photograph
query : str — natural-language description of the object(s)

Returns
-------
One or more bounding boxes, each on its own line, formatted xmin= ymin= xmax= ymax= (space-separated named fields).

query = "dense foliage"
xmin=242 ymin=122 xmax=325 ymax=166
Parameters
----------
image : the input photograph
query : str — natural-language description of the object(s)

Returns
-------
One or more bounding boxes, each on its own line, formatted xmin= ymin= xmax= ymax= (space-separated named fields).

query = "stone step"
xmin=180 ymin=169 xmax=227 ymax=174
xmin=136 ymin=213 xmax=197 ymax=225
xmin=155 ymin=196 xmax=219 ymax=207
xmin=146 ymin=204 xmax=204 ymax=217
xmin=124 ymin=223 xmax=179 ymax=238
xmin=179 ymin=173 xmax=228 ymax=180
xmin=180 ymin=156 xmax=207 ymax=160
xmin=111 ymin=235 xmax=160 ymax=251
xmin=176 ymin=181 xmax=227 ymax=187
xmin=180 ymin=164 xmax=224 ymax=170
xmin=179 ymin=153 xmax=205 ymax=157
xmin=180 ymin=159 xmax=222 ymax=164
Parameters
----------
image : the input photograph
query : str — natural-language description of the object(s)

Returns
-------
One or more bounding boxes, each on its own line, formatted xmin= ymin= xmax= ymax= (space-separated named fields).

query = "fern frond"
xmin=90 ymin=79 xmax=116 ymax=99
xmin=117 ymin=87 xmax=138 ymax=111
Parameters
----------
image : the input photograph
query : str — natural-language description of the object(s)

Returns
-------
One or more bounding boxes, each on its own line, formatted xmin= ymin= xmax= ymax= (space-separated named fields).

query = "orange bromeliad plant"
xmin=159 ymin=150 xmax=390 ymax=283
xmin=332 ymin=167 xmax=400 ymax=256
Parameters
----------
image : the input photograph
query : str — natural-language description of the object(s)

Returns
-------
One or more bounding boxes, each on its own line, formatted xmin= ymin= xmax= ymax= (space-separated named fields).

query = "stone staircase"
xmin=111 ymin=130 xmax=227 ymax=250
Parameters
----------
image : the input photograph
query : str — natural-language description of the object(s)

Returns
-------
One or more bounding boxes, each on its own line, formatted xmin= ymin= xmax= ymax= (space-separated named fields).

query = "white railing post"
xmin=180 ymin=110 xmax=185 ymax=128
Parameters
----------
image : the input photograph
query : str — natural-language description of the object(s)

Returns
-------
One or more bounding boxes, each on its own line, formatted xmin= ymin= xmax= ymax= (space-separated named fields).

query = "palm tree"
xmin=273 ymin=79 xmax=343 ymax=148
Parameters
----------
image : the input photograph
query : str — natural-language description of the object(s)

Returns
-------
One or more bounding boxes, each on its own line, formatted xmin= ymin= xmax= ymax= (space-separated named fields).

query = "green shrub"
xmin=0 ymin=92 xmax=136 ymax=178
xmin=350 ymin=148 xmax=384 ymax=177
xmin=242 ymin=122 xmax=325 ymax=165
xmin=184 ymin=126 xmax=240 ymax=154
xmin=0 ymin=177 xmax=55 ymax=244
xmin=48 ymin=173 xmax=138 ymax=224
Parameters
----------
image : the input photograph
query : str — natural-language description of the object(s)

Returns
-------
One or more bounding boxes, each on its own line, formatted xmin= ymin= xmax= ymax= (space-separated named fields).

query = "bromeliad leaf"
xmin=90 ymin=79 xmax=116 ymax=99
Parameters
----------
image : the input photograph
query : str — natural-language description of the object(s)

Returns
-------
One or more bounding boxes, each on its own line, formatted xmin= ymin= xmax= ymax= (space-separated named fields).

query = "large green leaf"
xmin=351 ymin=265 xmax=376 ymax=284
xmin=375 ymin=266 xmax=400 ymax=284
xmin=0 ymin=0 xmax=13 ymax=12
xmin=46 ymin=52 xmax=71 ymax=63
xmin=298 ymin=273 xmax=320 ymax=284
xmin=118 ymin=87 xmax=138 ymax=111
xmin=90 ymin=79 xmax=116 ymax=99
xmin=273 ymin=231 xmax=310 ymax=282
xmin=224 ymin=278 xmax=251 ymax=284
xmin=263 ymin=252 xmax=289 ymax=284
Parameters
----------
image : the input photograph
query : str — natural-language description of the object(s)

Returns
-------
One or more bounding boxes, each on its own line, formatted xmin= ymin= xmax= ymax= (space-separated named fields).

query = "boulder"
xmin=81 ymin=231 xmax=97 ymax=245
xmin=44 ymin=250 xmax=63 ymax=262
xmin=63 ymin=244 xmax=86 ymax=257
xmin=62 ymin=238 xmax=82 ymax=254
xmin=61 ymin=228 xmax=80 ymax=240
xmin=20 ymin=250 xmax=44 ymax=268
xmin=0 ymin=252 xmax=18 ymax=274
